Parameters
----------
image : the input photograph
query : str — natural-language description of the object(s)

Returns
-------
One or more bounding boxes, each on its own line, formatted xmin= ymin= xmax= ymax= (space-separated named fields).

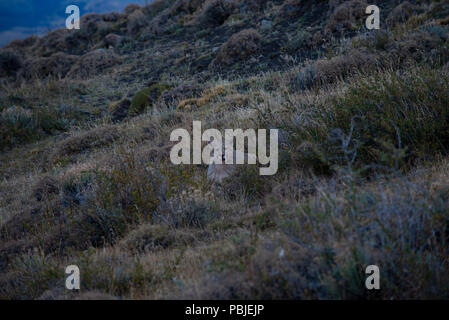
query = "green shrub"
xmin=0 ymin=105 xmax=67 ymax=151
xmin=94 ymin=151 xmax=165 ymax=226
xmin=322 ymin=68 xmax=449 ymax=170
xmin=129 ymin=83 xmax=172 ymax=115
xmin=0 ymin=252 xmax=62 ymax=299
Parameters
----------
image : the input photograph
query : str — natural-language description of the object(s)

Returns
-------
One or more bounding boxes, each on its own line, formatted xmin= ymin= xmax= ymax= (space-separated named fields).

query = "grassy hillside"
xmin=0 ymin=0 xmax=449 ymax=299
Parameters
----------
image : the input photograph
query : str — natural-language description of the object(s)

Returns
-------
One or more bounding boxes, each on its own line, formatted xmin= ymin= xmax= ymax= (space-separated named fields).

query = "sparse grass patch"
xmin=177 ymin=84 xmax=228 ymax=109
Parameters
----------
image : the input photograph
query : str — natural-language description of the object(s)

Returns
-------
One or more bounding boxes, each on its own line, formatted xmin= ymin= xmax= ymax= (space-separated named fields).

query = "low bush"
xmin=19 ymin=53 xmax=78 ymax=80
xmin=129 ymin=83 xmax=172 ymax=115
xmin=127 ymin=9 xmax=148 ymax=36
xmin=109 ymin=98 xmax=131 ymax=122
xmin=94 ymin=152 xmax=166 ymax=227
xmin=0 ymin=50 xmax=22 ymax=77
xmin=157 ymin=195 xmax=220 ymax=229
xmin=66 ymin=49 xmax=120 ymax=79
xmin=325 ymin=0 xmax=367 ymax=35
xmin=119 ymin=224 xmax=198 ymax=253
xmin=123 ymin=3 xmax=141 ymax=15
xmin=0 ymin=105 xmax=67 ymax=151
xmin=321 ymin=67 xmax=449 ymax=171
xmin=296 ymin=48 xmax=380 ymax=90
xmin=51 ymin=126 xmax=119 ymax=161
xmin=211 ymin=29 xmax=261 ymax=66
xmin=220 ymin=165 xmax=272 ymax=200
xmin=386 ymin=1 xmax=426 ymax=26
xmin=195 ymin=0 xmax=235 ymax=27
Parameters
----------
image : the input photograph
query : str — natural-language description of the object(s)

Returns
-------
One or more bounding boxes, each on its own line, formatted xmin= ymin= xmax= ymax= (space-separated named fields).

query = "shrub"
xmin=0 ymin=253 xmax=62 ymax=299
xmin=0 ymin=106 xmax=35 ymax=150
xmin=19 ymin=52 xmax=78 ymax=80
xmin=430 ymin=0 xmax=449 ymax=19
xmin=0 ymin=105 xmax=67 ymax=151
xmin=159 ymin=81 xmax=202 ymax=106
xmin=385 ymin=31 xmax=444 ymax=66
xmin=104 ymin=33 xmax=122 ymax=47
xmin=109 ymin=98 xmax=131 ymax=122
xmin=0 ymin=50 xmax=22 ymax=77
xmin=296 ymin=48 xmax=380 ymax=89
xmin=124 ymin=3 xmax=141 ymax=15
xmin=37 ymin=28 xmax=69 ymax=56
xmin=145 ymin=9 xmax=172 ymax=35
xmin=220 ymin=165 xmax=272 ymax=200
xmin=421 ymin=24 xmax=449 ymax=41
xmin=233 ymin=0 xmax=271 ymax=13
xmin=41 ymin=152 xmax=166 ymax=250
xmin=181 ymin=165 xmax=449 ymax=299
xmin=322 ymin=68 xmax=449 ymax=170
xmin=195 ymin=0 xmax=235 ymax=27
xmin=279 ymin=174 xmax=449 ymax=299
xmin=177 ymin=84 xmax=226 ymax=109
xmin=33 ymin=176 xmax=60 ymax=202
xmin=386 ymin=1 xmax=425 ymax=26
xmin=66 ymin=49 xmax=120 ymax=79
xmin=129 ymin=83 xmax=172 ymax=115
xmin=80 ymin=13 xmax=108 ymax=34
xmin=94 ymin=152 xmax=166 ymax=227
xmin=211 ymin=28 xmax=261 ymax=66
xmin=102 ymin=12 xmax=122 ymax=22
xmin=62 ymin=30 xmax=90 ymax=55
xmin=286 ymin=30 xmax=313 ymax=52
xmin=119 ymin=224 xmax=197 ymax=253
xmin=325 ymin=0 xmax=367 ymax=34
xmin=145 ymin=0 xmax=177 ymax=17
xmin=120 ymin=224 xmax=176 ymax=252
xmin=315 ymin=49 xmax=379 ymax=84
xmin=170 ymin=0 xmax=204 ymax=15
xmin=5 ymin=35 xmax=39 ymax=51
xmin=295 ymin=63 xmax=317 ymax=90
xmin=127 ymin=9 xmax=147 ymax=36
xmin=278 ymin=0 xmax=305 ymax=19
xmin=157 ymin=196 xmax=220 ymax=228
xmin=51 ymin=126 xmax=119 ymax=161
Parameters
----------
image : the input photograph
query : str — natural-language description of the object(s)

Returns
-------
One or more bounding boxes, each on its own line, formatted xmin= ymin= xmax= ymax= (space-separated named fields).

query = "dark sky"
xmin=0 ymin=0 xmax=147 ymax=47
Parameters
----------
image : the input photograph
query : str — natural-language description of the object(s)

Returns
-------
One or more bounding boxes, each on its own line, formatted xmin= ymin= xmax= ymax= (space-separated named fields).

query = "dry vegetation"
xmin=0 ymin=0 xmax=449 ymax=300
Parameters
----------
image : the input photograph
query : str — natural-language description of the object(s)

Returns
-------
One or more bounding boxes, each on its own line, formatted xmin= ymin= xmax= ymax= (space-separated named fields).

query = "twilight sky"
xmin=0 ymin=0 xmax=147 ymax=47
